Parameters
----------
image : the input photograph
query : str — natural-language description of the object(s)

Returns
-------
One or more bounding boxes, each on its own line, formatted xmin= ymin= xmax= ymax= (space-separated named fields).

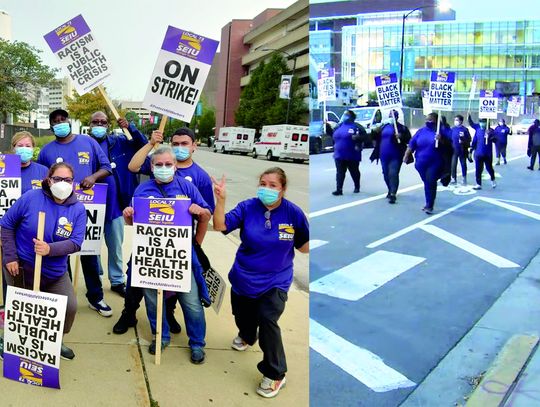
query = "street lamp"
xmin=399 ymin=1 xmax=451 ymax=96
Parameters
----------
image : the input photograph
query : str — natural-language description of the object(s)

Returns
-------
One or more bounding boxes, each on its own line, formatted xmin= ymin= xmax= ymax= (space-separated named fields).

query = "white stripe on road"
xmin=310 ymin=240 xmax=329 ymax=250
xmin=493 ymin=199 xmax=540 ymax=208
xmin=420 ymin=225 xmax=520 ymax=268
xmin=479 ymin=197 xmax=540 ymax=221
xmin=310 ymin=319 xmax=416 ymax=392
xmin=310 ymin=250 xmax=425 ymax=301
xmin=367 ymin=197 xmax=479 ymax=248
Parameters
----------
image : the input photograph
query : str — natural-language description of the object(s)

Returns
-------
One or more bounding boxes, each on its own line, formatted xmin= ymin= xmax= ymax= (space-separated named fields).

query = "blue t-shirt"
xmin=379 ymin=123 xmax=408 ymax=162
xmin=224 ymin=198 xmax=309 ymax=298
xmin=451 ymin=125 xmax=471 ymax=155
xmin=0 ymin=189 xmax=86 ymax=279
xmin=21 ymin=162 xmax=48 ymax=194
xmin=37 ymin=134 xmax=112 ymax=183
xmin=409 ymin=126 xmax=448 ymax=170
xmin=333 ymin=122 xmax=362 ymax=161
xmin=494 ymin=125 xmax=510 ymax=145
xmin=471 ymin=128 xmax=495 ymax=158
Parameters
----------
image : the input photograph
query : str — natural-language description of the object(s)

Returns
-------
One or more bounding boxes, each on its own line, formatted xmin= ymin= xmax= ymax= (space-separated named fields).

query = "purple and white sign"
xmin=43 ymin=15 xmax=111 ymax=95
xmin=74 ymin=183 xmax=107 ymax=255
xmin=375 ymin=73 xmax=402 ymax=110
xmin=131 ymin=197 xmax=193 ymax=292
xmin=143 ymin=26 xmax=219 ymax=122
xmin=0 ymin=154 xmax=22 ymax=218
xmin=3 ymin=286 xmax=67 ymax=389
xmin=317 ymin=68 xmax=336 ymax=103
xmin=429 ymin=71 xmax=456 ymax=111
xmin=507 ymin=96 xmax=522 ymax=118
xmin=479 ymin=90 xmax=498 ymax=119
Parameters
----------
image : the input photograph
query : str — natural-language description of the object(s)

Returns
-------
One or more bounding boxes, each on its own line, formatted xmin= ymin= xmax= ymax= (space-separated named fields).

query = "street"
xmin=308 ymin=134 xmax=540 ymax=406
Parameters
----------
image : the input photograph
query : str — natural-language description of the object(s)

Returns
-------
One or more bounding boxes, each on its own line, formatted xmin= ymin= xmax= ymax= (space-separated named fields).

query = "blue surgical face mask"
xmin=52 ymin=122 xmax=71 ymax=138
xmin=257 ymin=187 xmax=280 ymax=206
xmin=15 ymin=146 xmax=34 ymax=163
xmin=153 ymin=166 xmax=175 ymax=182
xmin=343 ymin=114 xmax=351 ymax=123
xmin=173 ymin=146 xmax=191 ymax=161
xmin=480 ymin=122 xmax=487 ymax=130
xmin=91 ymin=126 xmax=108 ymax=139
xmin=425 ymin=121 xmax=436 ymax=130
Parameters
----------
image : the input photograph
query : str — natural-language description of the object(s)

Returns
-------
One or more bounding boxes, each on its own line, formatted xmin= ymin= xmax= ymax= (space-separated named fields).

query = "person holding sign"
xmin=403 ymin=113 xmax=452 ymax=214
xmin=0 ymin=163 xmax=86 ymax=360
xmin=123 ymin=146 xmax=211 ymax=363
xmin=450 ymin=115 xmax=472 ymax=185
xmin=88 ymin=111 xmax=149 ymax=297
xmin=212 ymin=167 xmax=309 ymax=398
xmin=468 ymin=114 xmax=497 ymax=190
xmin=527 ymin=119 xmax=540 ymax=170
xmin=38 ymin=109 xmax=113 ymax=317
xmin=494 ymin=119 xmax=511 ymax=166
xmin=10 ymin=131 xmax=48 ymax=194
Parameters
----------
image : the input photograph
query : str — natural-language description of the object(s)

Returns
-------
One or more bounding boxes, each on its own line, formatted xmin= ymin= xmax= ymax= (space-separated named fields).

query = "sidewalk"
xmin=0 ymin=229 xmax=309 ymax=406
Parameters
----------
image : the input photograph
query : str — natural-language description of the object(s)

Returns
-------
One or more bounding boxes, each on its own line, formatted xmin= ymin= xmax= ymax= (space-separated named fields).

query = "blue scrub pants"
xmin=381 ymin=157 xmax=402 ymax=195
xmin=416 ymin=163 xmax=440 ymax=209
xmin=451 ymin=152 xmax=468 ymax=180
xmin=99 ymin=215 xmax=125 ymax=286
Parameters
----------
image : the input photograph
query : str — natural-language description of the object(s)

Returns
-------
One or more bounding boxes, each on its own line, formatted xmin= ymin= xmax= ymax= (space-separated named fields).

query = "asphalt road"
xmin=309 ymin=134 xmax=540 ymax=406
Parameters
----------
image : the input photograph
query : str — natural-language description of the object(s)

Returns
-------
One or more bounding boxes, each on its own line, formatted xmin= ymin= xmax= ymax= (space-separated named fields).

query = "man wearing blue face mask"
xmin=468 ymin=114 xmax=497 ymax=190
xmin=88 ymin=111 xmax=149 ymax=297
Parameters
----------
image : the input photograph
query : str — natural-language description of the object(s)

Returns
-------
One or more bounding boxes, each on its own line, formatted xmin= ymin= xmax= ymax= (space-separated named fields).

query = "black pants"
xmin=122 ymin=257 xmax=144 ymax=320
xmin=451 ymin=152 xmax=467 ymax=180
xmin=67 ymin=255 xmax=104 ymax=304
xmin=231 ymin=288 xmax=288 ymax=380
xmin=417 ymin=164 xmax=440 ymax=209
xmin=475 ymin=155 xmax=495 ymax=185
xmin=381 ymin=158 xmax=402 ymax=195
xmin=495 ymin=142 xmax=507 ymax=162
xmin=335 ymin=159 xmax=360 ymax=192
xmin=530 ymin=146 xmax=540 ymax=168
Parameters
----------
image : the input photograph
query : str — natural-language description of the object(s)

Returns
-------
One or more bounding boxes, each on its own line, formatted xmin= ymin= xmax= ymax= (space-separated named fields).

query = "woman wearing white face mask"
xmin=10 ymin=131 xmax=48 ymax=194
xmin=0 ymin=163 xmax=86 ymax=361
xmin=212 ymin=167 xmax=309 ymax=398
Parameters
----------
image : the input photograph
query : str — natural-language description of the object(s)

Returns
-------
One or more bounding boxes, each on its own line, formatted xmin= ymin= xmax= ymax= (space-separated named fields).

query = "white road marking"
xmin=310 ymin=240 xmax=329 ymax=250
xmin=494 ymin=199 xmax=540 ymax=208
xmin=420 ymin=225 xmax=520 ymax=268
xmin=310 ymin=319 xmax=416 ymax=392
xmin=310 ymin=250 xmax=425 ymax=301
xmin=323 ymin=168 xmax=335 ymax=172
xmin=479 ymin=197 xmax=540 ymax=221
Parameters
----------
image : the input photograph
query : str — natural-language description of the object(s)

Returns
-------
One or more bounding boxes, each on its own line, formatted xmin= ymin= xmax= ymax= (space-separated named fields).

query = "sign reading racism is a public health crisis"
xmin=44 ymin=15 xmax=111 ymax=95
xmin=317 ymin=68 xmax=336 ymax=103
xmin=143 ymin=27 xmax=219 ymax=123
xmin=131 ymin=197 xmax=193 ymax=292
xmin=74 ymin=183 xmax=107 ymax=255
xmin=507 ymin=96 xmax=522 ymax=117
xmin=374 ymin=73 xmax=402 ymax=110
xmin=428 ymin=71 xmax=456 ymax=111
xmin=479 ymin=90 xmax=499 ymax=119
xmin=202 ymin=267 xmax=226 ymax=314
xmin=3 ymin=287 xmax=67 ymax=389
xmin=0 ymin=154 xmax=21 ymax=218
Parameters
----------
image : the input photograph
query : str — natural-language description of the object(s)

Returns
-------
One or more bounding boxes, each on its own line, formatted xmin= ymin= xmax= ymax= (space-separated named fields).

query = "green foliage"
xmin=125 ymin=111 xmax=140 ymax=123
xmin=0 ymin=39 xmax=58 ymax=123
xmin=66 ymin=88 xmax=127 ymax=126
xmin=340 ymin=81 xmax=355 ymax=89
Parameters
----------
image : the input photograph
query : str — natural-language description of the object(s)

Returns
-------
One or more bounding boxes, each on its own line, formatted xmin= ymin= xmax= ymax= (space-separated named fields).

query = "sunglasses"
xmin=264 ymin=210 xmax=271 ymax=230
xmin=91 ymin=120 xmax=108 ymax=126
xmin=50 ymin=176 xmax=74 ymax=184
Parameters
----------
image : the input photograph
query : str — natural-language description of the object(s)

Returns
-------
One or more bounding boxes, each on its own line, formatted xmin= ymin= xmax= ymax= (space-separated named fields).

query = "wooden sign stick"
xmin=33 ymin=211 xmax=46 ymax=292
xmin=435 ymin=110 xmax=441 ymax=148
xmin=155 ymin=288 xmax=163 ymax=365
xmin=97 ymin=85 xmax=132 ymax=140
xmin=158 ymin=115 xmax=168 ymax=134
xmin=72 ymin=255 xmax=81 ymax=295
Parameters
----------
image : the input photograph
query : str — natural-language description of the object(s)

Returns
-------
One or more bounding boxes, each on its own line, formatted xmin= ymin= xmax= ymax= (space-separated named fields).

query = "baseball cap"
xmin=49 ymin=109 xmax=69 ymax=122
xmin=172 ymin=127 xmax=195 ymax=141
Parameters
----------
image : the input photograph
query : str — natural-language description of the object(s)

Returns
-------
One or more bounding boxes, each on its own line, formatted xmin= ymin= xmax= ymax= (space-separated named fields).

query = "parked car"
xmin=514 ymin=118 xmax=535 ymax=134
xmin=309 ymin=121 xmax=334 ymax=154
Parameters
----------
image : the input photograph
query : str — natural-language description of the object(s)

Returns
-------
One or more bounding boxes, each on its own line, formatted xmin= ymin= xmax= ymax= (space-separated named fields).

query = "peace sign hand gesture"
xmin=211 ymin=175 xmax=227 ymax=201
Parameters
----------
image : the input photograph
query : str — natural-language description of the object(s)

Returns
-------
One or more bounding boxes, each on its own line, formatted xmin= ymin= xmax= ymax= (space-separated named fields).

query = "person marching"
xmin=494 ymin=118 xmax=511 ymax=165
xmin=468 ymin=114 xmax=497 ymax=190
xmin=527 ymin=119 xmax=540 ymax=170
xmin=0 ymin=163 xmax=86 ymax=360
xmin=212 ymin=167 xmax=309 ymax=398
xmin=450 ymin=115 xmax=472 ymax=185
xmin=87 ymin=111 xmax=149 ymax=297
xmin=38 ymin=109 xmax=113 ymax=317
xmin=10 ymin=131 xmax=48 ymax=194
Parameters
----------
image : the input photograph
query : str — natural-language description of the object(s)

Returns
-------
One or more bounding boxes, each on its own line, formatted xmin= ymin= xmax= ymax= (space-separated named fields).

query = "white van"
xmin=214 ymin=127 xmax=256 ymax=155
xmin=253 ymin=124 xmax=309 ymax=163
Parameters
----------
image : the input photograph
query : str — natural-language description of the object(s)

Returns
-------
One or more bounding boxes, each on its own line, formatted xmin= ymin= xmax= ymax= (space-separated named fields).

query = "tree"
xmin=340 ymin=81 xmax=355 ymax=89
xmin=0 ymin=39 xmax=57 ymax=123
xmin=66 ymin=87 xmax=127 ymax=126
xmin=404 ymin=89 xmax=423 ymax=108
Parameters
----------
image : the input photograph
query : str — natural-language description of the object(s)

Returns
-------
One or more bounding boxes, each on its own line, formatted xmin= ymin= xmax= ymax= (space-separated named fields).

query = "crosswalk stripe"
xmin=310 ymin=239 xmax=329 ymax=250
xmin=479 ymin=197 xmax=540 ymax=221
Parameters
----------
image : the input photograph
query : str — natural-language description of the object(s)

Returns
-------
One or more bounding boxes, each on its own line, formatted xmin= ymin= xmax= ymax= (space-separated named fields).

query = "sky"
xmin=0 ymin=0 xmax=297 ymax=100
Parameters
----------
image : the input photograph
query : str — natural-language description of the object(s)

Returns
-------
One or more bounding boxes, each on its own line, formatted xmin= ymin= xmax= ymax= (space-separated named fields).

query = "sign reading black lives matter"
xmin=131 ymin=197 xmax=193 ymax=292
xmin=143 ymin=26 xmax=219 ymax=123
xmin=0 ymin=154 xmax=21 ymax=218
xmin=44 ymin=15 xmax=111 ymax=95
xmin=374 ymin=73 xmax=402 ymax=110
xmin=428 ymin=70 xmax=456 ymax=111
xmin=74 ymin=183 xmax=107 ymax=255
xmin=3 ymin=287 xmax=67 ymax=389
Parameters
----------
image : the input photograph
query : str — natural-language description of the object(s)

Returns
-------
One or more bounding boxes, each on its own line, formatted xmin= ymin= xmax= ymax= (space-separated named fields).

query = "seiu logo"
xmin=437 ymin=71 xmax=449 ymax=82
xmin=380 ymin=75 xmax=391 ymax=85
xmin=56 ymin=23 xmax=78 ymax=45
xmin=78 ymin=152 xmax=90 ymax=165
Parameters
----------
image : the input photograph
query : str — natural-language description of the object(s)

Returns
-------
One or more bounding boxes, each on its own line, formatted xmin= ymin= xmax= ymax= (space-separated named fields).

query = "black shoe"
xmin=424 ymin=207 xmax=434 ymax=214
xmin=111 ymin=283 xmax=126 ymax=298
xmin=113 ymin=312 xmax=137 ymax=334
xmin=61 ymin=343 xmax=75 ymax=360
xmin=331 ymin=190 xmax=343 ymax=196
xmin=386 ymin=192 xmax=391 ymax=199
xmin=191 ymin=348 xmax=206 ymax=364
xmin=527 ymin=166 xmax=533 ymax=170
xmin=149 ymin=340 xmax=169 ymax=355
xmin=353 ymin=188 xmax=360 ymax=193
xmin=167 ymin=312 xmax=182 ymax=334
xmin=389 ymin=194 xmax=396 ymax=204
xmin=495 ymin=161 xmax=500 ymax=166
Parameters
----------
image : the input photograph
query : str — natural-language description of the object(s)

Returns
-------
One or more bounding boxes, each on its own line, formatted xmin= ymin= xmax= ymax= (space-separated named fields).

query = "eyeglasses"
xmin=91 ymin=120 xmax=108 ymax=126
xmin=264 ymin=210 xmax=271 ymax=230
xmin=153 ymin=163 xmax=174 ymax=168
xmin=50 ymin=176 xmax=74 ymax=184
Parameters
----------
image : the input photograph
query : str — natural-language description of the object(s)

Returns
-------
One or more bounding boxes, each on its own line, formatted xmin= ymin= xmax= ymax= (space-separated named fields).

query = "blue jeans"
xmin=98 ymin=216 xmax=125 ymax=286
xmin=71 ymin=255 xmax=104 ymax=304
xmin=416 ymin=163 xmax=441 ymax=209
xmin=381 ymin=157 xmax=402 ymax=195
xmin=143 ymin=270 xmax=206 ymax=349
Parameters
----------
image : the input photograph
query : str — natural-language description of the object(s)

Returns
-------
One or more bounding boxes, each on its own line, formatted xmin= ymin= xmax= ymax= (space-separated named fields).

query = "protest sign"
xmin=74 ymin=183 xmax=107 ymax=255
xmin=131 ymin=197 xmax=193 ymax=292
xmin=479 ymin=90 xmax=498 ymax=119
xmin=202 ymin=267 xmax=226 ymax=314
xmin=375 ymin=73 xmax=402 ymax=110
xmin=3 ymin=287 xmax=67 ymax=388
xmin=428 ymin=71 xmax=456 ymax=111
xmin=279 ymin=75 xmax=292 ymax=99
xmin=143 ymin=26 xmax=219 ymax=123
xmin=317 ymin=68 xmax=336 ymax=103
xmin=507 ymin=96 xmax=521 ymax=118
xmin=422 ymin=90 xmax=432 ymax=116
xmin=0 ymin=154 xmax=22 ymax=218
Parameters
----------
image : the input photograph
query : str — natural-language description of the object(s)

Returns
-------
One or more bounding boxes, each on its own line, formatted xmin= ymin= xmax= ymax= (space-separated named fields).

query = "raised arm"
xmin=128 ymin=130 xmax=163 ymax=173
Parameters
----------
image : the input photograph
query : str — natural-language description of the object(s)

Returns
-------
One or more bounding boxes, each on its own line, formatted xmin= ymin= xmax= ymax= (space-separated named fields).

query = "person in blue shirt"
xmin=122 ymin=145 xmax=211 ymax=364
xmin=494 ymin=118 xmax=511 ymax=165
xmin=331 ymin=110 xmax=366 ymax=195
xmin=87 ymin=111 xmax=149 ymax=297
xmin=38 ymin=108 xmax=113 ymax=317
xmin=468 ymin=114 xmax=497 ymax=190
xmin=527 ymin=119 xmax=540 ymax=170
xmin=450 ymin=115 xmax=472 ymax=185
xmin=212 ymin=167 xmax=309 ymax=398
xmin=0 ymin=162 xmax=86 ymax=360
xmin=403 ymin=113 xmax=452 ymax=214
xmin=10 ymin=131 xmax=48 ymax=194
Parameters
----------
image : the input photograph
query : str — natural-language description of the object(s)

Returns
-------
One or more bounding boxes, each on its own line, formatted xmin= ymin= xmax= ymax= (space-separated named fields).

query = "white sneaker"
xmin=89 ymin=300 xmax=113 ymax=317
xmin=257 ymin=376 xmax=286 ymax=398
xmin=462 ymin=177 xmax=467 ymax=186
xmin=492 ymin=180 xmax=497 ymax=189
xmin=472 ymin=184 xmax=482 ymax=190
xmin=231 ymin=336 xmax=248 ymax=351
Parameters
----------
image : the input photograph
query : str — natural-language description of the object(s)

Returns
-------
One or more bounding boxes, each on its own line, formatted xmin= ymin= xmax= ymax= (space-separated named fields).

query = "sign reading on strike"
xmin=507 ymin=96 xmax=522 ymax=117
xmin=3 ymin=287 xmax=67 ymax=389
xmin=131 ymin=197 xmax=193 ymax=292
xmin=44 ymin=15 xmax=111 ymax=95
xmin=202 ymin=267 xmax=226 ymax=314
xmin=0 ymin=154 xmax=21 ymax=218
xmin=429 ymin=71 xmax=456 ymax=111
xmin=374 ymin=73 xmax=402 ymax=110
xmin=143 ymin=26 xmax=219 ymax=123
xmin=478 ymin=90 xmax=499 ymax=119
xmin=317 ymin=68 xmax=336 ymax=103
xmin=74 ymin=183 xmax=107 ymax=255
